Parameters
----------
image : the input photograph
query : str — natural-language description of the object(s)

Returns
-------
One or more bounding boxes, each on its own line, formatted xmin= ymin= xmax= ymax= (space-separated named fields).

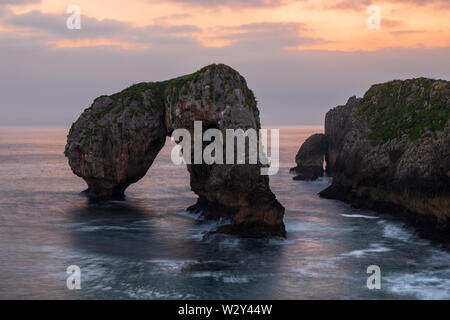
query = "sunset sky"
xmin=1 ymin=0 xmax=449 ymax=125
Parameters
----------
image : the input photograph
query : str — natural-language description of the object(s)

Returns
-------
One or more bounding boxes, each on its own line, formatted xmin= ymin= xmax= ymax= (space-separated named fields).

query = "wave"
xmin=146 ymin=259 xmax=197 ymax=272
xmin=190 ymin=272 xmax=250 ymax=283
xmin=341 ymin=243 xmax=391 ymax=257
xmin=171 ymin=210 xmax=203 ymax=220
xmin=385 ymin=271 xmax=450 ymax=299
xmin=377 ymin=221 xmax=426 ymax=243
xmin=341 ymin=214 xmax=379 ymax=219
xmin=76 ymin=225 xmax=145 ymax=232
xmin=124 ymin=288 xmax=196 ymax=299
xmin=222 ymin=276 xmax=250 ymax=283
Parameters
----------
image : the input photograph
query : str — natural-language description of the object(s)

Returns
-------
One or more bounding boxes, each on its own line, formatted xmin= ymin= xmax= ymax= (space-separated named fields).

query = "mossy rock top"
xmin=74 ymin=64 xmax=258 ymax=126
xmin=355 ymin=78 xmax=450 ymax=144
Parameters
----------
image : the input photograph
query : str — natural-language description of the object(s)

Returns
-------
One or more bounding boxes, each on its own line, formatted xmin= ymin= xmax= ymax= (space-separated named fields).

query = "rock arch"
xmin=65 ymin=64 xmax=285 ymax=237
xmin=290 ymin=133 xmax=328 ymax=180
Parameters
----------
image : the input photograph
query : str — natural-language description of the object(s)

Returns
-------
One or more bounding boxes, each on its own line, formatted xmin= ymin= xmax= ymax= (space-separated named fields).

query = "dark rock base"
xmin=290 ymin=165 xmax=324 ymax=181
xmin=187 ymin=196 xmax=237 ymax=220
xmin=188 ymin=196 xmax=286 ymax=238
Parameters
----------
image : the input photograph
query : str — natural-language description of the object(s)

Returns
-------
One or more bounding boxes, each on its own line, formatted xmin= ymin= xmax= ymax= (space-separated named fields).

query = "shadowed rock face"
xmin=303 ymin=78 xmax=450 ymax=235
xmin=65 ymin=64 xmax=285 ymax=238
xmin=290 ymin=133 xmax=328 ymax=180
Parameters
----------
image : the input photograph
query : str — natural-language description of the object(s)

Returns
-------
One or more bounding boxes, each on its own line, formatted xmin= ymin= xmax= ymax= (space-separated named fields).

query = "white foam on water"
xmin=341 ymin=214 xmax=379 ymax=219
xmin=171 ymin=210 xmax=203 ymax=221
xmin=341 ymin=243 xmax=392 ymax=257
xmin=31 ymin=245 xmax=60 ymax=253
xmin=267 ymin=238 xmax=296 ymax=245
xmin=427 ymin=249 xmax=450 ymax=266
xmin=284 ymin=219 xmax=354 ymax=234
xmin=294 ymin=267 xmax=322 ymax=278
xmin=213 ymin=237 xmax=242 ymax=247
xmin=76 ymin=225 xmax=141 ymax=232
xmin=293 ymin=256 xmax=353 ymax=280
xmin=190 ymin=271 xmax=225 ymax=280
xmin=190 ymin=271 xmax=250 ymax=283
xmin=146 ymin=259 xmax=197 ymax=272
xmin=285 ymin=221 xmax=324 ymax=232
xmin=313 ymin=177 xmax=332 ymax=185
xmin=385 ymin=272 xmax=450 ymax=299
xmin=222 ymin=276 xmax=250 ymax=283
xmin=188 ymin=232 xmax=205 ymax=240
xmin=378 ymin=221 xmax=415 ymax=242
xmin=124 ymin=288 xmax=196 ymax=299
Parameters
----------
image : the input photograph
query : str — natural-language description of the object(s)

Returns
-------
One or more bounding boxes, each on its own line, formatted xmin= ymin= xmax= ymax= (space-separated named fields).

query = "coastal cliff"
xmin=65 ymin=64 xmax=285 ymax=238
xmin=294 ymin=78 xmax=450 ymax=234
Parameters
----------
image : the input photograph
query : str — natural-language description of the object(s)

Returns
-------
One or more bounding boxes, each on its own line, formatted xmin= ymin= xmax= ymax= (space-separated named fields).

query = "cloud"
xmin=159 ymin=0 xmax=288 ymax=9
xmin=1 ymin=17 xmax=449 ymax=126
xmin=326 ymin=0 xmax=371 ymax=10
xmin=382 ymin=18 xmax=403 ymax=28
xmin=159 ymin=0 xmax=450 ymax=11
xmin=0 ymin=2 xmax=449 ymax=126
xmin=0 ymin=0 xmax=40 ymax=4
xmin=211 ymin=22 xmax=325 ymax=50
xmin=322 ymin=0 xmax=450 ymax=11
xmin=3 ymin=10 xmax=201 ymax=48
xmin=153 ymin=13 xmax=193 ymax=24
xmin=389 ymin=29 xmax=426 ymax=35
xmin=2 ymin=10 xmax=324 ymax=51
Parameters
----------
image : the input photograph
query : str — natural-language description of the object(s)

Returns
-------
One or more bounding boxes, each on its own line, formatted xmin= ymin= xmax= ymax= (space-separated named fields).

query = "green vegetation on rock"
xmin=78 ymin=63 xmax=261 ymax=131
xmin=356 ymin=78 xmax=450 ymax=144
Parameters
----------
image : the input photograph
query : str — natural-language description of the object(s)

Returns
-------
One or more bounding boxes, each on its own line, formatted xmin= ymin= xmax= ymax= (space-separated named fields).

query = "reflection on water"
xmin=0 ymin=126 xmax=449 ymax=299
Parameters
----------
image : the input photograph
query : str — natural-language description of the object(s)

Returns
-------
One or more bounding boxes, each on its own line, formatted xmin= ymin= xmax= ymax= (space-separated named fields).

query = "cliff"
xmin=294 ymin=78 xmax=450 ymax=234
xmin=65 ymin=64 xmax=285 ymax=238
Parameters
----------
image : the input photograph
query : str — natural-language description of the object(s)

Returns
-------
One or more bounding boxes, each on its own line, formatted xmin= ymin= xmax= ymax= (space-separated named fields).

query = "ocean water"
xmin=0 ymin=126 xmax=449 ymax=300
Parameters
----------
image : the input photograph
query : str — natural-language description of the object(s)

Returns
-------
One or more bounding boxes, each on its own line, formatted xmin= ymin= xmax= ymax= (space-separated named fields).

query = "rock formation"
xmin=294 ymin=78 xmax=450 ymax=234
xmin=65 ymin=64 xmax=285 ymax=238
xmin=290 ymin=133 xmax=328 ymax=180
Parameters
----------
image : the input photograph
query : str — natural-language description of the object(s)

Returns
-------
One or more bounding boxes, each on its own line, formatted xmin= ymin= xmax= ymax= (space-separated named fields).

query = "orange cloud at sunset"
xmin=47 ymin=38 xmax=151 ymax=49
xmin=2 ymin=0 xmax=449 ymax=51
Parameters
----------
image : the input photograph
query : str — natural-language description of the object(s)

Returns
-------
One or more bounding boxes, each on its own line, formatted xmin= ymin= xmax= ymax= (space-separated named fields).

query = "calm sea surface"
xmin=0 ymin=126 xmax=449 ymax=299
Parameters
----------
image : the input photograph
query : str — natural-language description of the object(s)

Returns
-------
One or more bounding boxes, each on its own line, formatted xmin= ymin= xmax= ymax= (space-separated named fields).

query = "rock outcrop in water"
xmin=290 ymin=133 xmax=328 ymax=180
xmin=65 ymin=64 xmax=285 ymax=238
xmin=294 ymin=78 xmax=450 ymax=234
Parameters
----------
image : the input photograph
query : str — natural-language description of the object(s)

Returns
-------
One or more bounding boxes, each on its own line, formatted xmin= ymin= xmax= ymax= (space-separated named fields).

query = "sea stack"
xmin=290 ymin=133 xmax=328 ymax=180
xmin=65 ymin=64 xmax=285 ymax=238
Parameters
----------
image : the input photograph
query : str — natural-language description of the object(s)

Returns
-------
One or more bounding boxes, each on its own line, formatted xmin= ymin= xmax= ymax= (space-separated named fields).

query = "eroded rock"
xmin=65 ymin=84 xmax=167 ymax=199
xmin=290 ymin=133 xmax=328 ymax=180
xmin=65 ymin=64 xmax=285 ymax=238
xmin=318 ymin=78 xmax=450 ymax=235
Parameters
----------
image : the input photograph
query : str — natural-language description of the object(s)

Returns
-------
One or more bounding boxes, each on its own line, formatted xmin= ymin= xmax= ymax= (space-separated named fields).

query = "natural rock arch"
xmin=65 ymin=64 xmax=285 ymax=237
xmin=290 ymin=133 xmax=328 ymax=180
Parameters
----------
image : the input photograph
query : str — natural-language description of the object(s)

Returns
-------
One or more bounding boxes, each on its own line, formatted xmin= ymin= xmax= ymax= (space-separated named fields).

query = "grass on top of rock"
xmin=356 ymin=78 xmax=450 ymax=144
xmin=79 ymin=64 xmax=260 ymax=128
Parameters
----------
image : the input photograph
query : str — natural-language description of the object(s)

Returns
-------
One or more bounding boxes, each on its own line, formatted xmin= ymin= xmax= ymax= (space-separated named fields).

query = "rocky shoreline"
xmin=292 ymin=78 xmax=450 ymax=240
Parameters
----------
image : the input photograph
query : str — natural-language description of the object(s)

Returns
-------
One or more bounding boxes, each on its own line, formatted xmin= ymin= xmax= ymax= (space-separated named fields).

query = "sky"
xmin=0 ymin=0 xmax=449 ymax=126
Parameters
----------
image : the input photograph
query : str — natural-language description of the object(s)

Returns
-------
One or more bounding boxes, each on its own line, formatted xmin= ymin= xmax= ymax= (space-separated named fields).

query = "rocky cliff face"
xmin=65 ymin=64 xmax=285 ymax=238
xmin=324 ymin=96 xmax=358 ymax=174
xmin=295 ymin=78 xmax=450 ymax=234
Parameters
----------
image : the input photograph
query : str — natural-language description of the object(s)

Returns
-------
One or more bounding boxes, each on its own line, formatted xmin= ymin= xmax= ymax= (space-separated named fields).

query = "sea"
xmin=0 ymin=126 xmax=449 ymax=299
